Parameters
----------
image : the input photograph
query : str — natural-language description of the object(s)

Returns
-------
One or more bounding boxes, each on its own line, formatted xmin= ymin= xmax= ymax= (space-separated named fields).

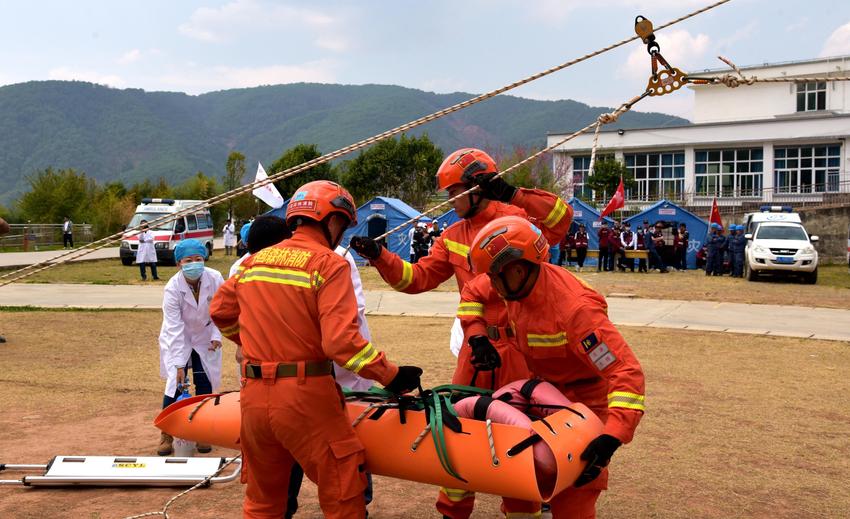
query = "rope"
xmin=410 ymin=424 xmax=432 ymax=451
xmin=122 ymin=455 xmax=242 ymax=519
xmin=0 ymin=0 xmax=732 ymax=288
xmin=587 ymin=110 xmax=624 ymax=178
xmin=367 ymin=89 xmax=651 ymax=246
xmin=687 ymin=55 xmax=850 ymax=87
xmin=485 ymin=419 xmax=500 ymax=467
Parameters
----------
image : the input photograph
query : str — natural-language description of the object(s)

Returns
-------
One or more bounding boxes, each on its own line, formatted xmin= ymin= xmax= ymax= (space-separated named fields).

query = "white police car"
xmin=743 ymin=206 xmax=818 ymax=283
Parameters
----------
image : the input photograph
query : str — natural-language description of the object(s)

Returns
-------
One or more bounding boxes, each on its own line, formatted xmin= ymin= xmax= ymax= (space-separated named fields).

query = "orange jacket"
xmin=210 ymin=225 xmax=399 ymax=386
xmin=370 ymin=189 xmax=572 ymax=294
xmin=458 ymin=265 xmax=645 ymax=444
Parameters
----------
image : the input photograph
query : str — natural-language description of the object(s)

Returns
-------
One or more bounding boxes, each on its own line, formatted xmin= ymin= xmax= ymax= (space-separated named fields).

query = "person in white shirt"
xmin=619 ymin=221 xmax=637 ymax=273
xmin=135 ymin=220 xmax=160 ymax=281
xmin=157 ymin=239 xmax=224 ymax=456
xmin=222 ymin=219 xmax=237 ymax=256
xmin=62 ymin=217 xmax=73 ymax=249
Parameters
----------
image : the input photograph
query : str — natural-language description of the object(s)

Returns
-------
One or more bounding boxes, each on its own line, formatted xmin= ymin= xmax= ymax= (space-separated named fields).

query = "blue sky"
xmin=1 ymin=0 xmax=849 ymax=119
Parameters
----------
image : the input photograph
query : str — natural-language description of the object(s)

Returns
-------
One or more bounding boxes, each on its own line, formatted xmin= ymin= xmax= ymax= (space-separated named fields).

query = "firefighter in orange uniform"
xmin=210 ymin=180 xmax=423 ymax=519
xmin=349 ymin=148 xmax=572 ymax=519
xmin=462 ymin=215 xmax=646 ymax=518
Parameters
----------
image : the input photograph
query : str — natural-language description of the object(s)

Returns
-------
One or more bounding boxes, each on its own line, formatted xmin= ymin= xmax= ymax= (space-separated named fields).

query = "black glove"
xmin=349 ymin=235 xmax=382 ymax=260
xmin=468 ymin=335 xmax=501 ymax=371
xmin=384 ymin=366 xmax=423 ymax=395
xmin=574 ymin=434 xmax=622 ymax=487
xmin=471 ymin=173 xmax=517 ymax=203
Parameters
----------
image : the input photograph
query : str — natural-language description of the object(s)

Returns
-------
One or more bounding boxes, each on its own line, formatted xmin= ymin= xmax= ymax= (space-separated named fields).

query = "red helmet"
xmin=286 ymin=180 xmax=357 ymax=226
xmin=469 ymin=216 xmax=549 ymax=275
xmin=435 ymin=148 xmax=498 ymax=191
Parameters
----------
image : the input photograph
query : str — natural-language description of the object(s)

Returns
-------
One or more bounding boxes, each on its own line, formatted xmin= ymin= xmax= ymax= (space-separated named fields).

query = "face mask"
xmin=181 ymin=261 xmax=205 ymax=281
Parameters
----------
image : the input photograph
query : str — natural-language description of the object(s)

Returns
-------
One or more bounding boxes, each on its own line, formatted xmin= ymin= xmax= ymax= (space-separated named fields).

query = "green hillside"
xmin=0 ymin=81 xmax=687 ymax=204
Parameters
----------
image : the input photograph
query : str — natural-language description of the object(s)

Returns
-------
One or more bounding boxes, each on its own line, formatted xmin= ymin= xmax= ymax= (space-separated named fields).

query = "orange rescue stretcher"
xmin=155 ymin=391 xmax=602 ymax=502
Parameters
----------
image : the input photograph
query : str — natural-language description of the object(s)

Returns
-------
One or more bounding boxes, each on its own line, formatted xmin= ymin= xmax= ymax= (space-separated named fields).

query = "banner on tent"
xmin=658 ymin=208 xmax=677 ymax=216
xmin=574 ymin=210 xmax=583 ymax=217
xmin=370 ymin=203 xmax=386 ymax=210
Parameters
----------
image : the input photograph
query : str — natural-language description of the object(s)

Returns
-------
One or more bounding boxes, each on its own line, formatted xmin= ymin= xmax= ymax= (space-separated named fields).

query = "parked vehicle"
xmin=120 ymin=199 xmax=214 ymax=266
xmin=743 ymin=206 xmax=818 ymax=283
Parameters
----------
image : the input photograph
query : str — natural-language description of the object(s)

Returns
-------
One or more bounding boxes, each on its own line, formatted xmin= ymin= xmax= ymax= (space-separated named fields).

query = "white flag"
xmin=252 ymin=162 xmax=285 ymax=209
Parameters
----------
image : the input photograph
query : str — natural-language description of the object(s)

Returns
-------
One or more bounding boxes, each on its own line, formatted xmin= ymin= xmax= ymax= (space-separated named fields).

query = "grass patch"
xmin=1 ymin=312 xmax=848 ymax=518
xmin=0 ymin=255 xmax=239 ymax=285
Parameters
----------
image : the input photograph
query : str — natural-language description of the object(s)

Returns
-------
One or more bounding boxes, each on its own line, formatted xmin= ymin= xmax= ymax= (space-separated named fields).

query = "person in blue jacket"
xmin=706 ymin=223 xmax=728 ymax=276
xmin=728 ymin=225 xmax=748 ymax=278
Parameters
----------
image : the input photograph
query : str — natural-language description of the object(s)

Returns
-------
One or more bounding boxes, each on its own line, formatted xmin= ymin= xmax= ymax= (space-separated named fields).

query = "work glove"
xmin=471 ymin=173 xmax=517 ymax=203
xmin=468 ymin=335 xmax=501 ymax=371
xmin=574 ymin=434 xmax=622 ymax=487
xmin=384 ymin=366 xmax=423 ymax=395
xmin=349 ymin=235 xmax=382 ymax=260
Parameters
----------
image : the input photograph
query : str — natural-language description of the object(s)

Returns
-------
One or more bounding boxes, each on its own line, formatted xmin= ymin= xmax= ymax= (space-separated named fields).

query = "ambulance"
xmin=120 ymin=199 xmax=214 ymax=266
xmin=742 ymin=206 xmax=819 ymax=284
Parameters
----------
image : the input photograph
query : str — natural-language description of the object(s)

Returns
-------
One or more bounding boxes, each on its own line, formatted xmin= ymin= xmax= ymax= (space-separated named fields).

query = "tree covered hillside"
xmin=0 ymin=81 xmax=687 ymax=204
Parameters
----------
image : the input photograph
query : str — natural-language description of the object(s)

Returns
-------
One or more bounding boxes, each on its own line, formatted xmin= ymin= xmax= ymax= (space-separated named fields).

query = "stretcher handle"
xmin=0 ymin=463 xmax=48 ymax=484
xmin=208 ymin=457 xmax=242 ymax=484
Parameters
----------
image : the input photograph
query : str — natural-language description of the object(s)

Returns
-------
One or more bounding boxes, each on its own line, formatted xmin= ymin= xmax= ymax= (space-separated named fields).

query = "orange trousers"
xmin=439 ymin=342 xmax=541 ymax=518
xmin=240 ymin=375 xmax=367 ymax=519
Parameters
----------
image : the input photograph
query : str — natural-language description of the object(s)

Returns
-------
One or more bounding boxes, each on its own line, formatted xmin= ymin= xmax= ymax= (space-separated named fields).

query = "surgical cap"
xmin=174 ymin=239 xmax=208 ymax=262
xmin=240 ymin=223 xmax=252 ymax=244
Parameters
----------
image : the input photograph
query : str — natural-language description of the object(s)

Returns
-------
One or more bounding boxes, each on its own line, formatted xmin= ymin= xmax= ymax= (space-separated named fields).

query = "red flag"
xmin=709 ymin=197 xmax=724 ymax=229
xmin=599 ymin=177 xmax=625 ymax=220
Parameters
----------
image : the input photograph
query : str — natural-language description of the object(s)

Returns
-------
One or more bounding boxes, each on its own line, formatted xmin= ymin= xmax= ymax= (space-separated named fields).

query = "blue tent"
xmin=435 ymin=209 xmax=460 ymax=230
xmin=624 ymin=200 xmax=708 ymax=269
xmin=567 ymin=198 xmax=615 ymax=266
xmin=342 ymin=197 xmax=430 ymax=264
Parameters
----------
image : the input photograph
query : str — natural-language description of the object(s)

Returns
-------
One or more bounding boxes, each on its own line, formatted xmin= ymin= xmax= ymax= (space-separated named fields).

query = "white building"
xmin=548 ymin=55 xmax=850 ymax=209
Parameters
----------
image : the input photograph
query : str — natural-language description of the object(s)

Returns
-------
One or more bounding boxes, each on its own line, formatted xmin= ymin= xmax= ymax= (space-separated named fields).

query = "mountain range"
xmin=0 ymin=80 xmax=687 ymax=204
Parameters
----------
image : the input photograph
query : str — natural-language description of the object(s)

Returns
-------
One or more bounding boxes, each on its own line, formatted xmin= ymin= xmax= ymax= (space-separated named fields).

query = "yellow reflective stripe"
xmin=343 ymin=343 xmax=379 ymax=373
xmin=542 ymin=198 xmax=568 ymax=227
xmin=440 ymin=487 xmax=475 ymax=502
xmin=238 ymin=266 xmax=312 ymax=288
xmin=311 ymin=270 xmax=325 ymax=289
xmin=219 ymin=323 xmax=240 ymax=336
xmin=457 ymin=302 xmax=484 ymax=317
xmin=444 ymin=239 xmax=470 ymax=258
xmin=391 ymin=261 xmax=414 ymax=291
xmin=506 ymin=512 xmax=542 ymax=519
xmin=608 ymin=391 xmax=645 ymax=411
xmin=527 ymin=332 xmax=568 ymax=347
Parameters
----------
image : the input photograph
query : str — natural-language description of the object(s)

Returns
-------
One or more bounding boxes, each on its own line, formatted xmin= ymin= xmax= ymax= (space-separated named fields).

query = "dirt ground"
xmin=1 ymin=311 xmax=849 ymax=518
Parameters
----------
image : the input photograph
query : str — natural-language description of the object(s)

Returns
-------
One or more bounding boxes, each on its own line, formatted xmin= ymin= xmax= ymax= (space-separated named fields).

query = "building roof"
xmin=547 ymin=111 xmax=850 ymax=137
xmin=688 ymin=54 xmax=850 ymax=76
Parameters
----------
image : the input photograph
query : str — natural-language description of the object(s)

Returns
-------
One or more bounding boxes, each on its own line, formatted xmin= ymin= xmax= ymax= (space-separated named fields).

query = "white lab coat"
xmin=228 ymin=253 xmax=250 ymax=278
xmin=334 ymin=246 xmax=374 ymax=392
xmin=223 ymin=223 xmax=237 ymax=247
xmin=159 ymin=267 xmax=225 ymax=397
xmin=449 ymin=317 xmax=464 ymax=357
xmin=407 ymin=227 xmax=415 ymax=257
xmin=135 ymin=230 xmax=158 ymax=264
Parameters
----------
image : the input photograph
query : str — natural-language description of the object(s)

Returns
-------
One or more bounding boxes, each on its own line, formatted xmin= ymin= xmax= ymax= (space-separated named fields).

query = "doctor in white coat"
xmin=157 ymin=239 xmax=224 ymax=456
xmin=222 ymin=219 xmax=237 ymax=256
xmin=135 ymin=220 xmax=160 ymax=281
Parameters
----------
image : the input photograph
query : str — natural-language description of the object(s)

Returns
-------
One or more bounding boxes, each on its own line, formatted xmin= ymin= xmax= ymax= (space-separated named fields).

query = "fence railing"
xmin=0 ymin=224 xmax=94 ymax=252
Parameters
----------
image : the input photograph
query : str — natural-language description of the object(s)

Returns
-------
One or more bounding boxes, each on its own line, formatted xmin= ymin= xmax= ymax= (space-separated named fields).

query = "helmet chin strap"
xmin=320 ymin=216 xmax=349 ymax=250
xmin=464 ymin=191 xmax=485 ymax=218
xmin=497 ymin=263 xmax=540 ymax=301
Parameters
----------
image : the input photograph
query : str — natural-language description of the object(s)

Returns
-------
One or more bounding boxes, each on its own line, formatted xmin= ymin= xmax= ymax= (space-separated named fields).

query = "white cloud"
xmin=420 ymin=77 xmax=469 ymax=93
xmin=178 ymin=0 xmax=341 ymax=50
xmin=620 ymin=29 xmax=711 ymax=80
xmin=785 ymin=16 xmax=809 ymax=33
xmin=48 ymin=67 xmax=125 ymax=88
xmin=821 ymin=21 xmax=850 ymax=57
xmin=716 ymin=21 xmax=757 ymax=52
xmin=118 ymin=49 xmax=141 ymax=65
xmin=157 ymin=61 xmax=336 ymax=93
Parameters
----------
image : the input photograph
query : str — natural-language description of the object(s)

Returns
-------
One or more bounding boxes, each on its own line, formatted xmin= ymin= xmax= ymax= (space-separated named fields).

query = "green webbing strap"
xmin=342 ymin=383 xmax=496 ymax=482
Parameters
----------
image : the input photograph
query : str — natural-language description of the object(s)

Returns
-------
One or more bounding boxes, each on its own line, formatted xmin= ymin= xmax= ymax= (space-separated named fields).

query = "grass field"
xmin=1 ymin=311 xmax=848 ymax=518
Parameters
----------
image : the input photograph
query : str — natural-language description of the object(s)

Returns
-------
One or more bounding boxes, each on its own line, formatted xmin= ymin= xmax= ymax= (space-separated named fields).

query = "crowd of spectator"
xmin=557 ymin=219 xmax=691 ymax=273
